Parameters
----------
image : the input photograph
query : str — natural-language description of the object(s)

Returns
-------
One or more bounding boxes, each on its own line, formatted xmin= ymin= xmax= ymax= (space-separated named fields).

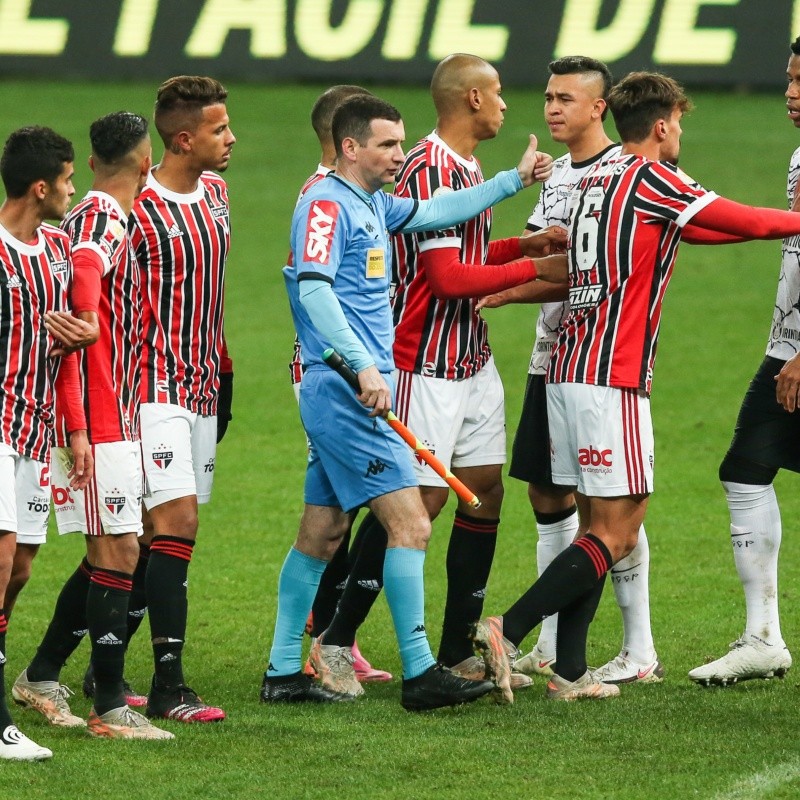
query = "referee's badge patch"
xmin=366 ymin=248 xmax=385 ymax=279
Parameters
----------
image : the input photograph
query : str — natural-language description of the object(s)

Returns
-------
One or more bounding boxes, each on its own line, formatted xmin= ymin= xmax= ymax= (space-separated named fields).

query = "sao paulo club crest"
xmin=152 ymin=447 xmax=173 ymax=469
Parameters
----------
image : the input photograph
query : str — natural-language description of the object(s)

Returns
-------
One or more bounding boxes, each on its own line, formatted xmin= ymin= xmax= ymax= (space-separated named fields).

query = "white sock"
xmin=533 ymin=509 xmax=579 ymax=658
xmin=723 ymin=481 xmax=783 ymax=646
xmin=611 ymin=525 xmax=656 ymax=664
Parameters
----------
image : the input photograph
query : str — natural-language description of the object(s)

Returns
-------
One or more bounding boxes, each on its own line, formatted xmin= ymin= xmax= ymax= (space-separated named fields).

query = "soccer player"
xmin=292 ymin=85 xmax=392 ymax=686
xmin=0 ymin=126 xmax=93 ymax=760
xmin=688 ymin=36 xmax=800 ymax=687
xmin=129 ymin=75 xmax=235 ymax=723
xmin=472 ymin=70 xmax=800 ymax=704
xmin=12 ymin=113 xmax=172 ymax=741
xmin=388 ymin=54 xmax=562 ymax=684
xmin=262 ymin=94 xmax=560 ymax=709
xmin=482 ymin=57 xmax=662 ymax=685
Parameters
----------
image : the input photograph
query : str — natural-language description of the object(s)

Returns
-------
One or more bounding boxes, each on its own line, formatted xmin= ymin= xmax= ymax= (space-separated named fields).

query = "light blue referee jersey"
xmin=284 ymin=174 xmax=418 ymax=375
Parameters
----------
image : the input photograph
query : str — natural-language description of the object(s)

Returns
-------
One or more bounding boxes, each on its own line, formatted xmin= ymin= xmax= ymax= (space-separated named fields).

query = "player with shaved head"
xmin=311 ymin=54 xmax=564 ymax=695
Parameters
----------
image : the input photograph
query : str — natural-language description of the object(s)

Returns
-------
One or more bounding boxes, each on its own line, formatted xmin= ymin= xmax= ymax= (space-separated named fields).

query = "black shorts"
xmin=509 ymin=373 xmax=556 ymax=487
xmin=726 ymin=355 xmax=800 ymax=473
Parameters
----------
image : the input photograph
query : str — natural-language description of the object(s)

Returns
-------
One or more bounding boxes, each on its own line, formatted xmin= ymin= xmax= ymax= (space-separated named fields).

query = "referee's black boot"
xmin=401 ymin=662 xmax=494 ymax=711
xmin=260 ymin=671 xmax=355 ymax=704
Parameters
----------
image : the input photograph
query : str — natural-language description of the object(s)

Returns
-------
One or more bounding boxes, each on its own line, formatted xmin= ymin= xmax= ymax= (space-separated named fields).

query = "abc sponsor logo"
xmin=578 ymin=446 xmax=613 ymax=475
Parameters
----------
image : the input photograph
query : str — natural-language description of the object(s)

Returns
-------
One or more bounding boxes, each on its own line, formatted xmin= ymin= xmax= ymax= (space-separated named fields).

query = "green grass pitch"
xmin=1 ymin=79 xmax=800 ymax=799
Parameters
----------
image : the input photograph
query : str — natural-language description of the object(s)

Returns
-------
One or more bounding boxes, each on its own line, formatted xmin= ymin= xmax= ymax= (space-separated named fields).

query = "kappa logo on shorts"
xmin=304 ymin=200 xmax=339 ymax=265
xmin=364 ymin=458 xmax=392 ymax=477
xmin=104 ymin=494 xmax=126 ymax=515
xmin=152 ymin=449 xmax=173 ymax=469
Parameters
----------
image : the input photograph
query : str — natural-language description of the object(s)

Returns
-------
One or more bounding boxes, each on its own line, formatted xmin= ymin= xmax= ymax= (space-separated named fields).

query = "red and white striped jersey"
xmin=0 ymin=221 xmax=71 ymax=461
xmin=392 ymin=132 xmax=492 ymax=380
xmin=130 ymin=169 xmax=230 ymax=415
xmin=57 ymin=191 xmax=141 ymax=446
xmin=548 ymin=155 xmax=717 ymax=394
xmin=290 ymin=165 xmax=331 ymax=385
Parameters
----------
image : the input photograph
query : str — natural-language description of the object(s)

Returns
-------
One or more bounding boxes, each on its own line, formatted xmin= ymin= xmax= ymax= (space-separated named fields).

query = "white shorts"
xmin=393 ymin=357 xmax=506 ymax=488
xmin=0 ymin=443 xmax=50 ymax=545
xmin=140 ymin=403 xmax=217 ymax=509
xmin=51 ymin=441 xmax=144 ymax=537
xmin=546 ymin=382 xmax=654 ymax=497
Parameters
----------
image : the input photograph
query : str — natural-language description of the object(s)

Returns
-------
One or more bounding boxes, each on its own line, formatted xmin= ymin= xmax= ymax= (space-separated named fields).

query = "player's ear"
xmin=31 ymin=179 xmax=48 ymax=201
xmin=654 ymin=117 xmax=668 ymax=141
xmin=593 ymin=99 xmax=606 ymax=120
xmin=172 ymin=130 xmax=193 ymax=155
xmin=88 ymin=155 xmax=95 ymax=174
xmin=468 ymin=87 xmax=481 ymax=111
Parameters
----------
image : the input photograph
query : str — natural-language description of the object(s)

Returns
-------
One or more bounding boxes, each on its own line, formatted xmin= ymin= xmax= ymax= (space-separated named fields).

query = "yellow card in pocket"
xmin=366 ymin=248 xmax=385 ymax=279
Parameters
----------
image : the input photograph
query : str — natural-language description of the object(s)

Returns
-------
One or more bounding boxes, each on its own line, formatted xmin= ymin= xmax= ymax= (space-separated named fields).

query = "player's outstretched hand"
xmin=476 ymin=292 xmax=510 ymax=311
xmin=45 ymin=311 xmax=100 ymax=356
xmin=516 ymin=134 xmax=541 ymax=187
xmin=357 ymin=364 xmax=392 ymax=418
xmin=520 ymin=226 xmax=568 ymax=258
xmin=775 ymin=354 xmax=800 ymax=411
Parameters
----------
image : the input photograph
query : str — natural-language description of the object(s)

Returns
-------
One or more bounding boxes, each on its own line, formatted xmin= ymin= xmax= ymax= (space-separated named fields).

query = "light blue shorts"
xmin=299 ymin=368 xmax=418 ymax=512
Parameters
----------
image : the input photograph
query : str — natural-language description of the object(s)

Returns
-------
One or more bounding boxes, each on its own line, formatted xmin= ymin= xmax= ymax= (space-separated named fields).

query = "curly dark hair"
xmin=1 ymin=126 xmax=74 ymax=198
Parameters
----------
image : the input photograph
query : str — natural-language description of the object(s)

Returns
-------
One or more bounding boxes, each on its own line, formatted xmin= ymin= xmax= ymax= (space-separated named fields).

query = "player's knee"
xmin=476 ymin=479 xmax=504 ymax=517
xmin=88 ymin=534 xmax=140 ymax=574
xmin=719 ymin=452 xmax=777 ymax=486
xmin=420 ymin=486 xmax=448 ymax=521
xmin=157 ymin=503 xmax=198 ymax=538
